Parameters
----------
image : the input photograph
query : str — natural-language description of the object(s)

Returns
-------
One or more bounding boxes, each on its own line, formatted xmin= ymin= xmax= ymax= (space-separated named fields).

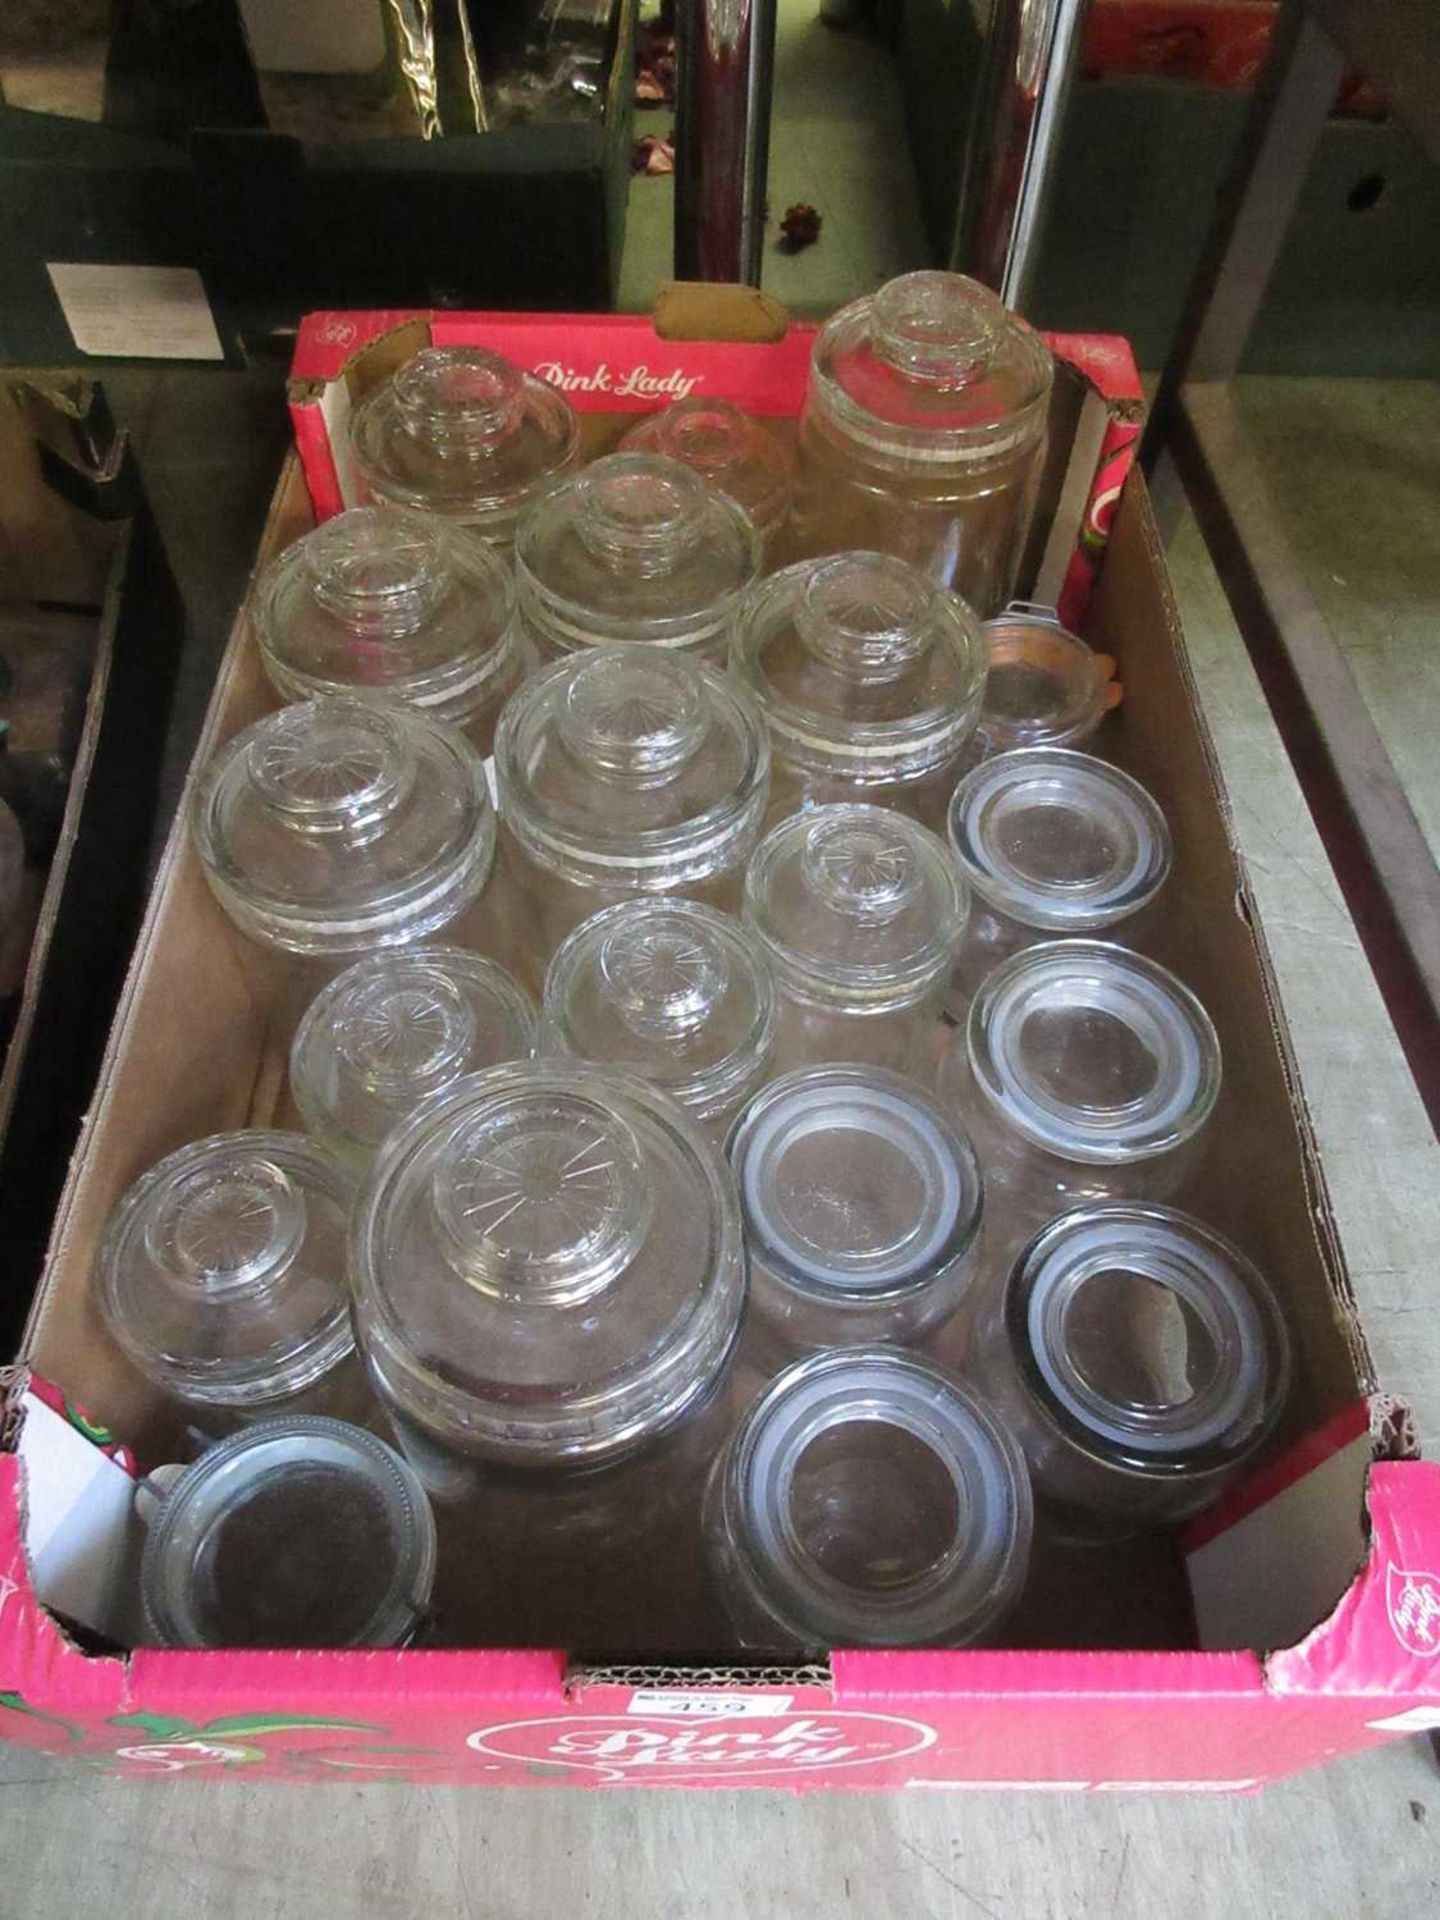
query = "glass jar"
xmin=727 ymin=1066 xmax=983 ymax=1357
xmin=744 ymin=803 xmax=967 ymax=1074
xmin=493 ymin=646 xmax=769 ymax=991
xmin=937 ymin=941 xmax=1221 ymax=1258
xmin=514 ymin=452 xmax=760 ymax=665
xmin=791 ymin=271 xmax=1053 ymax=615
xmin=138 ymin=1415 xmax=437 ymax=1649
xmin=705 ymin=1347 xmax=1032 ymax=1649
xmin=541 ymin=897 xmax=776 ymax=1135
xmin=192 ymin=695 xmax=495 ymax=961
xmin=253 ymin=506 xmax=525 ymax=753
xmin=945 ymin=748 xmax=1171 ymax=1017
xmin=291 ymin=946 xmax=536 ymax=1172
xmin=731 ymin=551 xmax=986 ymax=829
xmin=969 ymin=607 xmax=1113 ymax=763
xmin=620 ymin=397 xmax=794 ymax=556
xmin=351 ymin=1061 xmax=747 ymax=1478
xmin=96 ymin=1132 xmax=360 ymax=1423
xmin=349 ymin=346 xmax=580 ymax=546
xmin=970 ymin=1205 xmax=1290 ymax=1529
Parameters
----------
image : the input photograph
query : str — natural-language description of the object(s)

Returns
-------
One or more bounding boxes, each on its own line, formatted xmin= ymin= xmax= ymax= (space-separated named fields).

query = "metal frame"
xmin=1142 ymin=0 xmax=1440 ymax=1132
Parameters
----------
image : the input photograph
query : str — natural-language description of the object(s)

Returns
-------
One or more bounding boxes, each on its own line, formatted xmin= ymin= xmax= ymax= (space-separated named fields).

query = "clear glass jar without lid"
xmin=349 ymin=346 xmax=580 ymax=546
xmin=620 ymin=397 xmax=794 ymax=555
xmin=351 ymin=1062 xmax=747 ymax=1475
xmin=192 ymin=695 xmax=495 ymax=960
xmin=791 ymin=271 xmax=1054 ymax=615
xmin=705 ymin=1347 xmax=1032 ymax=1649
xmin=541 ymin=897 xmax=776 ymax=1134
xmin=970 ymin=607 xmax=1113 ymax=763
xmin=252 ymin=506 xmax=525 ymax=752
xmin=731 ymin=550 xmax=986 ymax=829
xmin=514 ymin=452 xmax=761 ymax=664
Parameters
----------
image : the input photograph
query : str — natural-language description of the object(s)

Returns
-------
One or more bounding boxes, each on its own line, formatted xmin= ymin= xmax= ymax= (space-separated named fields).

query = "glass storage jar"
xmin=291 ymin=946 xmax=536 ymax=1171
xmin=253 ymin=506 xmax=526 ymax=753
xmin=969 ymin=1205 xmax=1290 ymax=1529
xmin=744 ymin=803 xmax=967 ymax=1074
xmin=493 ymin=646 xmax=769 ymax=991
xmin=192 ymin=695 xmax=495 ymax=962
xmin=138 ymin=1415 xmax=437 ymax=1649
xmin=969 ymin=607 xmax=1114 ymax=764
xmin=620 ymin=397 xmax=794 ymax=556
xmin=705 ymin=1347 xmax=1031 ymax=1649
xmin=349 ymin=346 xmax=579 ymax=546
xmin=351 ymin=1061 xmax=747 ymax=1480
xmin=790 ymin=271 xmax=1053 ymax=614
xmin=945 ymin=748 xmax=1171 ymax=1017
xmin=731 ymin=550 xmax=986 ymax=828
xmin=514 ymin=452 xmax=760 ymax=665
xmin=541 ymin=897 xmax=776 ymax=1135
xmin=96 ymin=1132 xmax=363 ymax=1424
xmin=727 ymin=1066 xmax=984 ymax=1357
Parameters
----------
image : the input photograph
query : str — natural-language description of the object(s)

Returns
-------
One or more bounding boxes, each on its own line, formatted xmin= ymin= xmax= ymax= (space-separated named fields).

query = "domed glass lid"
xmin=620 ymin=398 xmax=794 ymax=538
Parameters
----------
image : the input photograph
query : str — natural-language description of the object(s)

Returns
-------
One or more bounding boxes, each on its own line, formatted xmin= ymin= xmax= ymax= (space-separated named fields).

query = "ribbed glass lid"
xmin=620 ymin=398 xmax=794 ymax=540
xmin=977 ymin=611 xmax=1111 ymax=755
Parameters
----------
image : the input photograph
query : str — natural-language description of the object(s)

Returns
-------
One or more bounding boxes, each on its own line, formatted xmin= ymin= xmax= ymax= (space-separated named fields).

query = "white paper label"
xmin=626 ymin=1691 xmax=794 ymax=1720
xmin=47 ymin=264 xmax=225 ymax=362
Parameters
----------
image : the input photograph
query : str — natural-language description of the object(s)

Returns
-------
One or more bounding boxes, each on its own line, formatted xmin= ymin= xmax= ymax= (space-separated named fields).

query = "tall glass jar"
xmin=790 ymin=271 xmax=1053 ymax=614
xmin=514 ymin=452 xmax=760 ymax=665
xmin=493 ymin=646 xmax=769 ymax=992
xmin=969 ymin=1205 xmax=1290 ymax=1530
xmin=541 ymin=897 xmax=776 ymax=1136
xmin=620 ymin=397 xmax=794 ymax=557
xmin=705 ymin=1347 xmax=1032 ymax=1649
xmin=968 ymin=607 xmax=1114 ymax=764
xmin=744 ymin=803 xmax=967 ymax=1074
xmin=731 ymin=550 xmax=986 ymax=829
xmin=945 ymin=748 xmax=1172 ymax=1017
xmin=349 ymin=346 xmax=580 ymax=547
xmin=253 ymin=507 xmax=526 ymax=753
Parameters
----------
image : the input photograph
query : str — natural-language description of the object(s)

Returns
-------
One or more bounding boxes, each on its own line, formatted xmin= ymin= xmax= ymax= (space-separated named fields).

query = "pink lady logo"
xmin=1387 ymin=1563 xmax=1440 ymax=1657
xmin=533 ymin=361 xmax=702 ymax=403
xmin=467 ymin=1712 xmax=935 ymax=1783
xmin=314 ymin=316 xmax=359 ymax=349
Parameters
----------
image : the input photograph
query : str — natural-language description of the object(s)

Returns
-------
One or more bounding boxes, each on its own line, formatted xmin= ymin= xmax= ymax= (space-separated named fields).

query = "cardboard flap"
xmin=653 ymin=283 xmax=790 ymax=344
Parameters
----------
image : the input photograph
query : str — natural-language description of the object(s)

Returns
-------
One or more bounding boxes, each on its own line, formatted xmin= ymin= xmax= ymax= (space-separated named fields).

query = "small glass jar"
xmin=351 ymin=1061 xmax=747 ymax=1478
xmin=291 ymin=946 xmax=536 ymax=1172
xmin=705 ymin=1347 xmax=1032 ymax=1649
xmin=945 ymin=748 xmax=1171 ymax=1017
xmin=969 ymin=1205 xmax=1290 ymax=1529
xmin=969 ymin=607 xmax=1113 ymax=763
xmin=791 ymin=271 xmax=1054 ymax=615
xmin=192 ymin=695 xmax=495 ymax=961
xmin=349 ymin=346 xmax=580 ymax=546
xmin=727 ymin=1066 xmax=984 ymax=1356
xmin=620 ymin=397 xmax=794 ymax=556
xmin=514 ymin=452 xmax=761 ymax=665
xmin=731 ymin=551 xmax=986 ymax=829
xmin=253 ymin=506 xmax=526 ymax=753
xmin=97 ymin=1132 xmax=360 ymax=1422
xmin=744 ymin=803 xmax=967 ymax=1074
xmin=493 ymin=646 xmax=769 ymax=990
xmin=541 ymin=898 xmax=776 ymax=1134
xmin=138 ymin=1415 xmax=437 ymax=1649
xmin=937 ymin=941 xmax=1221 ymax=1255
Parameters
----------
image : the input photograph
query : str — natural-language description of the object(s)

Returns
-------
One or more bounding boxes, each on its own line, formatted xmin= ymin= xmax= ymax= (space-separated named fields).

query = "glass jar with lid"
xmin=620 ymin=398 xmax=794 ymax=557
xmin=731 ymin=550 xmax=986 ymax=829
xmin=137 ymin=1416 xmax=437 ymax=1649
xmin=791 ymin=271 xmax=1054 ymax=615
xmin=540 ymin=898 xmax=776 ymax=1135
xmin=514 ymin=452 xmax=761 ymax=665
xmin=96 ymin=1132 xmax=365 ymax=1427
xmin=744 ymin=803 xmax=967 ymax=1074
xmin=969 ymin=1205 xmax=1290 ymax=1530
xmin=253 ymin=507 xmax=526 ymax=753
xmin=705 ymin=1347 xmax=1031 ymax=1649
xmin=349 ymin=346 xmax=580 ymax=547
xmin=192 ymin=695 xmax=495 ymax=965
xmin=291 ymin=946 xmax=536 ymax=1172
xmin=351 ymin=1061 xmax=747 ymax=1482
xmin=493 ymin=646 xmax=769 ymax=991
xmin=727 ymin=1066 xmax=984 ymax=1358
xmin=945 ymin=748 xmax=1171 ymax=1017
xmin=969 ymin=606 xmax=1115 ymax=764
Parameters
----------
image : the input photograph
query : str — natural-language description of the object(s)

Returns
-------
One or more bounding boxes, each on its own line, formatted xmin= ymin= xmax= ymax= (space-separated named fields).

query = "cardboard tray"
xmin=2 ymin=310 xmax=1439 ymax=1791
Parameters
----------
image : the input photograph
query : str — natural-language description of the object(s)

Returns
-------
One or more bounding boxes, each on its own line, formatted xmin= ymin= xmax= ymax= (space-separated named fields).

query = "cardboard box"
xmin=2 ymin=308 xmax=1438 ymax=1791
